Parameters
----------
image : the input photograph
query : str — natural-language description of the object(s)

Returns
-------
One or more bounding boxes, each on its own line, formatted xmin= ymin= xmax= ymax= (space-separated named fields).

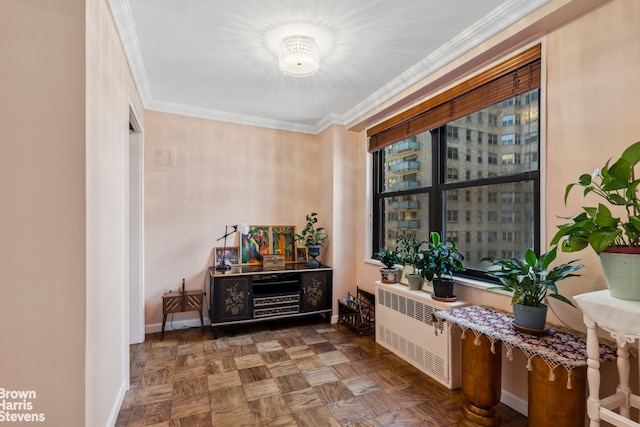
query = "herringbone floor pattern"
xmin=116 ymin=317 xmax=527 ymax=426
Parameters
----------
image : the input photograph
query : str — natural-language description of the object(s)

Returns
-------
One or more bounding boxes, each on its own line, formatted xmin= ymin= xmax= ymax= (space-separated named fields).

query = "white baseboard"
xmin=106 ymin=381 xmax=128 ymax=427
xmin=146 ymin=314 xmax=211 ymax=334
xmin=501 ymin=388 xmax=527 ymax=416
xmin=147 ymin=312 xmax=337 ymax=335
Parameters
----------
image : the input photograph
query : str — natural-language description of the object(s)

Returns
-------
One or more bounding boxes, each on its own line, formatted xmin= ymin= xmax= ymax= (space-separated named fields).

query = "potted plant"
xmin=374 ymin=248 xmax=401 ymax=283
xmin=295 ymin=212 xmax=328 ymax=268
xmin=550 ymin=140 xmax=640 ymax=300
xmin=419 ymin=232 xmax=464 ymax=298
xmin=483 ymin=247 xmax=583 ymax=332
xmin=396 ymin=231 xmax=426 ymax=290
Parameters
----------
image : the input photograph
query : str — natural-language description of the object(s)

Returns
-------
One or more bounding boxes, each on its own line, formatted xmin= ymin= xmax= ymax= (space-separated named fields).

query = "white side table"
xmin=575 ymin=290 xmax=640 ymax=427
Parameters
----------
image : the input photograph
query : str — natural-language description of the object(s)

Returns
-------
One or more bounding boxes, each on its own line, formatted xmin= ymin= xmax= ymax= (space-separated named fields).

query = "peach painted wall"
xmin=86 ymin=0 xmax=145 ymax=425
xmin=143 ymin=112 xmax=323 ymax=328
xmin=316 ymin=125 xmax=361 ymax=314
xmin=2 ymin=0 xmax=144 ymax=425
xmin=0 ymin=1 xmax=86 ymax=426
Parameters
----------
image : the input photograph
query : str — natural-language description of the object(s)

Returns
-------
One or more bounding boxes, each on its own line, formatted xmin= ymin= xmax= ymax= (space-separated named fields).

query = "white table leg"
xmin=584 ymin=311 xmax=601 ymax=427
xmin=616 ymin=340 xmax=631 ymax=419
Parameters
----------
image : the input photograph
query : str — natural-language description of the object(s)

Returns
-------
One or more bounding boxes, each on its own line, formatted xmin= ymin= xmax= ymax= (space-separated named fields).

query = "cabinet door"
xmin=300 ymin=271 xmax=330 ymax=312
xmin=215 ymin=277 xmax=251 ymax=322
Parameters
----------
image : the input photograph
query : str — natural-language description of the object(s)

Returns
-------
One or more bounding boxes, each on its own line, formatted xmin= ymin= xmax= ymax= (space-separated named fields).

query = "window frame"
xmin=369 ymin=46 xmax=542 ymax=281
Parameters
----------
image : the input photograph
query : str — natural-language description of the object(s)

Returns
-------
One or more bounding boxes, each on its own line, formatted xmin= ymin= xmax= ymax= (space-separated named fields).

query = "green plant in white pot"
xmin=419 ymin=232 xmax=464 ymax=298
xmin=374 ymin=248 xmax=401 ymax=283
xmin=295 ymin=212 xmax=328 ymax=268
xmin=396 ymin=232 xmax=426 ymax=290
xmin=483 ymin=247 xmax=582 ymax=332
xmin=550 ymin=140 xmax=640 ymax=300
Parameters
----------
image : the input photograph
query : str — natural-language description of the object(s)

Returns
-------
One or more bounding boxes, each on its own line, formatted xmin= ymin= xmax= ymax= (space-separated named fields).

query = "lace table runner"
xmin=434 ymin=305 xmax=617 ymax=389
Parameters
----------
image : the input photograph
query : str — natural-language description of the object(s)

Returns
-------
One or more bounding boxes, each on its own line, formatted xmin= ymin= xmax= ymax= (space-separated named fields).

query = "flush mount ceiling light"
xmin=279 ymin=35 xmax=319 ymax=77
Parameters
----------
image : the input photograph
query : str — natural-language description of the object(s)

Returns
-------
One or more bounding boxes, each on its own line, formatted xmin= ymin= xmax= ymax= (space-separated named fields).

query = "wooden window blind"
xmin=367 ymin=44 xmax=541 ymax=153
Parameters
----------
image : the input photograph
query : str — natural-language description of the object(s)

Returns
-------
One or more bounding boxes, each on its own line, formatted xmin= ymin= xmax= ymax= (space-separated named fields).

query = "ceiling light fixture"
xmin=279 ymin=35 xmax=319 ymax=77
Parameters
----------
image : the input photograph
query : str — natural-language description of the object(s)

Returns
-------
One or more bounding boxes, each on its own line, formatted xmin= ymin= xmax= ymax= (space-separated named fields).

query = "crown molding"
xmin=110 ymin=0 xmax=549 ymax=135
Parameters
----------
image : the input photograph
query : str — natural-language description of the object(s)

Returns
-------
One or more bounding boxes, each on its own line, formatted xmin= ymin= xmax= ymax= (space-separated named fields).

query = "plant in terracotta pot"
xmin=396 ymin=231 xmax=426 ymax=290
xmin=295 ymin=212 xmax=328 ymax=268
xmin=550 ymin=140 xmax=640 ymax=300
xmin=419 ymin=232 xmax=464 ymax=299
xmin=483 ymin=247 xmax=582 ymax=332
xmin=374 ymin=248 xmax=401 ymax=284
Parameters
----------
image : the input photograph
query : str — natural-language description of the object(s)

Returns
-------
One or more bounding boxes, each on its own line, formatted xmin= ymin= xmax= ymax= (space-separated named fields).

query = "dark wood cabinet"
xmin=300 ymin=271 xmax=330 ymax=312
xmin=210 ymin=265 xmax=332 ymax=339
xmin=213 ymin=277 xmax=251 ymax=322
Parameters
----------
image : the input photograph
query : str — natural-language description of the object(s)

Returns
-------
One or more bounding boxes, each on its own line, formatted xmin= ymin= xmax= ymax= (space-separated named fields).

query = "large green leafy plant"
xmin=295 ymin=212 xmax=328 ymax=245
xmin=483 ymin=247 xmax=582 ymax=307
xmin=418 ymin=232 xmax=464 ymax=281
xmin=551 ymin=141 xmax=640 ymax=254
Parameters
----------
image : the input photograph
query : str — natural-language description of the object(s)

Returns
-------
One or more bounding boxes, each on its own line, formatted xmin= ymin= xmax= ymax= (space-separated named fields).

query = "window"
xmin=502 ymin=97 xmax=521 ymax=107
xmin=502 ymin=114 xmax=521 ymax=126
xmin=447 ymin=126 xmax=459 ymax=139
xmin=525 ymin=132 xmax=538 ymax=145
xmin=501 ymin=134 xmax=521 ymax=145
xmin=501 ymin=153 xmax=522 ymax=165
xmin=369 ymin=46 xmax=541 ymax=279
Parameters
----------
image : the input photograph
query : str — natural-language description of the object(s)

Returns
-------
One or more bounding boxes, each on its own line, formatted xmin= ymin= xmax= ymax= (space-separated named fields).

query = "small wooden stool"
xmin=161 ymin=288 xmax=204 ymax=340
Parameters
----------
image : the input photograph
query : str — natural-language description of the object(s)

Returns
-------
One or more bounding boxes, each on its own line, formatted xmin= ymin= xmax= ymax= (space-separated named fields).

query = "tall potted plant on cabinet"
xmin=551 ymin=140 xmax=640 ymax=300
xmin=396 ymin=232 xmax=426 ymax=290
xmin=419 ymin=232 xmax=464 ymax=299
xmin=483 ymin=247 xmax=583 ymax=332
xmin=295 ymin=212 xmax=328 ymax=268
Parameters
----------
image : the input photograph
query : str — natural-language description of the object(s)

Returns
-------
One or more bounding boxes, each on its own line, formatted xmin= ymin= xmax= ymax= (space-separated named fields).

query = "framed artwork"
xmin=241 ymin=225 xmax=271 ymax=264
xmin=214 ymin=246 xmax=239 ymax=268
xmin=272 ymin=226 xmax=295 ymax=261
xmin=296 ymin=247 xmax=308 ymax=262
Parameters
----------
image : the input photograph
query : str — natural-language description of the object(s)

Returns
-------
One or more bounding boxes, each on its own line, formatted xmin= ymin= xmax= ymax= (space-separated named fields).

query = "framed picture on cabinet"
xmin=214 ymin=246 xmax=239 ymax=268
xmin=271 ymin=226 xmax=295 ymax=261
xmin=296 ymin=247 xmax=308 ymax=262
xmin=241 ymin=225 xmax=271 ymax=264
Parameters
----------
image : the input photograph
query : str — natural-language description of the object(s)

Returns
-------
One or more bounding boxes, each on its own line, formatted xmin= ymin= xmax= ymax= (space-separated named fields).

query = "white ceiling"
xmin=110 ymin=0 xmax=549 ymax=134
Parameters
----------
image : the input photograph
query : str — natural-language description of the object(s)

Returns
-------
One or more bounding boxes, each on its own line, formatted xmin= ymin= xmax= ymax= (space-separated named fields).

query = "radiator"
xmin=375 ymin=282 xmax=468 ymax=389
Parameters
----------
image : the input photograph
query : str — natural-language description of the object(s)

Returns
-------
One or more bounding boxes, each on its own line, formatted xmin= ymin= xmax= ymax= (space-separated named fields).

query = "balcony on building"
xmin=391 ymin=200 xmax=420 ymax=210
xmin=390 ymin=139 xmax=420 ymax=154
xmin=390 ymin=181 xmax=420 ymax=191
xmin=390 ymin=220 xmax=420 ymax=229
xmin=390 ymin=160 xmax=420 ymax=173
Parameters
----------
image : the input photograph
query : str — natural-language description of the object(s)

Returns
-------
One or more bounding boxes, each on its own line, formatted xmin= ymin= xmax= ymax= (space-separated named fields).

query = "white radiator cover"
xmin=375 ymin=282 xmax=469 ymax=389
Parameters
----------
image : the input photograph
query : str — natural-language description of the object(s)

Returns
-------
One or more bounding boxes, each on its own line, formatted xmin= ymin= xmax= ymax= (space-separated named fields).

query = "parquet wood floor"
xmin=116 ymin=317 xmax=528 ymax=426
